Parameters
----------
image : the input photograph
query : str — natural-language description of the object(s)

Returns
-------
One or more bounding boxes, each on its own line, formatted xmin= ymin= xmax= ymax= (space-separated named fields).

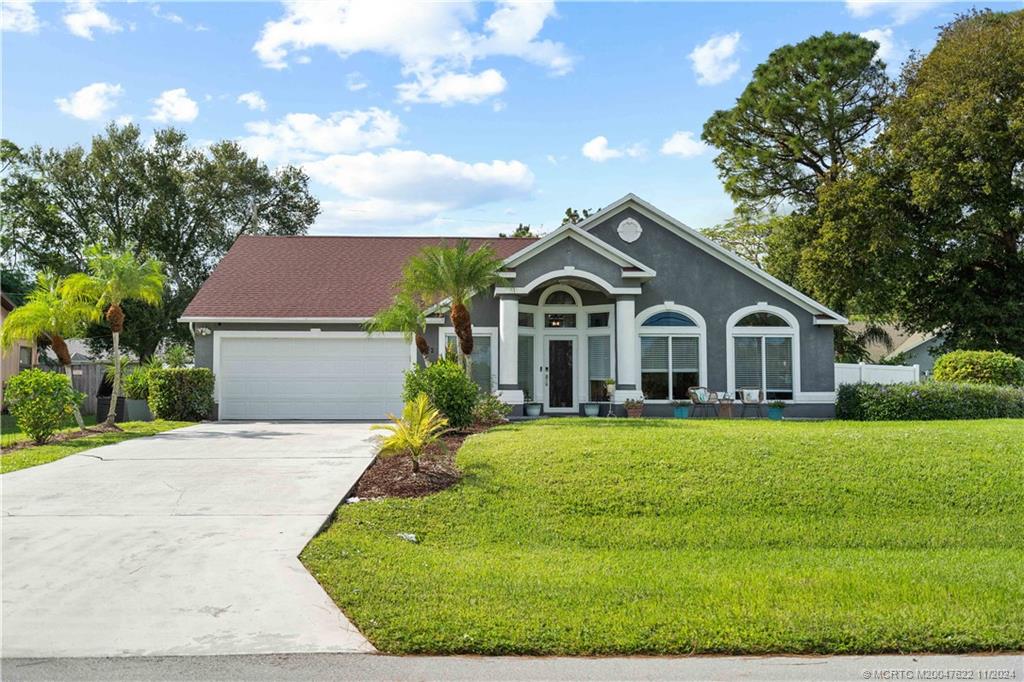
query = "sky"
xmin=0 ymin=0 xmax=1004 ymax=237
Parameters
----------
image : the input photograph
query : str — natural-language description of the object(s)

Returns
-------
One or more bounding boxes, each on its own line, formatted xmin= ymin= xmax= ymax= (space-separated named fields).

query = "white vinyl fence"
xmin=835 ymin=362 xmax=920 ymax=388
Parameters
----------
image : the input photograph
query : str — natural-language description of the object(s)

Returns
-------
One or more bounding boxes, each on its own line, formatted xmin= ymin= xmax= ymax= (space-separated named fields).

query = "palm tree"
xmin=401 ymin=240 xmax=503 ymax=358
xmin=64 ymin=245 xmax=165 ymax=427
xmin=365 ymin=291 xmax=432 ymax=360
xmin=0 ymin=272 xmax=99 ymax=429
xmin=371 ymin=393 xmax=449 ymax=475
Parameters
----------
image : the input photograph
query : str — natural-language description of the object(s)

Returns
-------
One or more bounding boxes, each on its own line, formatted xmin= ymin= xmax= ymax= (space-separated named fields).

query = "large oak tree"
xmin=1 ymin=124 xmax=319 ymax=359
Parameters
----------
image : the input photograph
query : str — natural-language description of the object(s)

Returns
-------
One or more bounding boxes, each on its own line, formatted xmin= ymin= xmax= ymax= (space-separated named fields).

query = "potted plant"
xmin=122 ymin=367 xmax=153 ymax=422
xmin=604 ymin=378 xmax=615 ymax=400
xmin=767 ymin=400 xmax=786 ymax=421
xmin=672 ymin=399 xmax=691 ymax=419
xmin=582 ymin=401 xmax=600 ymax=417
xmin=523 ymin=389 xmax=542 ymax=417
xmin=624 ymin=397 xmax=644 ymax=418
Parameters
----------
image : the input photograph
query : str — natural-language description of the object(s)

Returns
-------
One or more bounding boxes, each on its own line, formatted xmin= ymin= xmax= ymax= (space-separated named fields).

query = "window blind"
xmin=734 ymin=337 xmax=762 ymax=390
xmin=640 ymin=336 xmax=669 ymax=371
xmin=671 ymin=337 xmax=699 ymax=372
xmin=764 ymin=336 xmax=792 ymax=391
xmin=518 ymin=335 xmax=533 ymax=398
xmin=588 ymin=336 xmax=611 ymax=380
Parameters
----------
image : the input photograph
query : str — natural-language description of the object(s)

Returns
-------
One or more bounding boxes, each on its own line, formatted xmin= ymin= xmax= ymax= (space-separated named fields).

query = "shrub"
xmin=122 ymin=368 xmax=150 ymax=400
xmin=836 ymin=381 xmax=1024 ymax=421
xmin=148 ymin=367 xmax=214 ymax=421
xmin=372 ymin=393 xmax=449 ymax=474
xmin=403 ymin=359 xmax=478 ymax=429
xmin=5 ymin=369 xmax=84 ymax=443
xmin=932 ymin=350 xmax=1024 ymax=386
xmin=162 ymin=343 xmax=192 ymax=368
xmin=473 ymin=392 xmax=512 ymax=426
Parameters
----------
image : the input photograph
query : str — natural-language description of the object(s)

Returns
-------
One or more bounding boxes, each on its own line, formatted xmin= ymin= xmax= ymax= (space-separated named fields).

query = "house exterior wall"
xmin=901 ymin=336 xmax=944 ymax=376
xmin=1 ymin=304 xmax=36 ymax=403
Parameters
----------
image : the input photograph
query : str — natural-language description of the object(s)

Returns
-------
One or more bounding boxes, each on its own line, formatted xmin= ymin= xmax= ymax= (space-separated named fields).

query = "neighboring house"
xmin=887 ymin=332 xmax=944 ymax=376
xmin=182 ymin=194 xmax=847 ymax=419
xmin=1 ymin=293 xmax=37 ymax=401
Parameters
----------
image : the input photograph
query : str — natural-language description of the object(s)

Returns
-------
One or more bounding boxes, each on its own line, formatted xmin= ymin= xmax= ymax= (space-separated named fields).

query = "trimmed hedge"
xmin=148 ymin=368 xmax=214 ymax=421
xmin=5 ymin=369 xmax=84 ymax=443
xmin=403 ymin=358 xmax=479 ymax=429
xmin=836 ymin=381 xmax=1024 ymax=421
xmin=933 ymin=350 xmax=1024 ymax=386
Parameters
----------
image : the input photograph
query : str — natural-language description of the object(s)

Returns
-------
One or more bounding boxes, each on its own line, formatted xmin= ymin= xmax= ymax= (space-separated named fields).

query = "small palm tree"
xmin=402 ymin=240 xmax=503 ymax=359
xmin=365 ymin=291 xmax=431 ymax=360
xmin=0 ymin=272 xmax=99 ymax=429
xmin=371 ymin=393 xmax=449 ymax=475
xmin=64 ymin=245 xmax=165 ymax=427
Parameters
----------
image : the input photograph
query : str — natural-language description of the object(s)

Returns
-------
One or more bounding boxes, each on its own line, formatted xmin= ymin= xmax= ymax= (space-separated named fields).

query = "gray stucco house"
xmin=182 ymin=194 xmax=846 ymax=419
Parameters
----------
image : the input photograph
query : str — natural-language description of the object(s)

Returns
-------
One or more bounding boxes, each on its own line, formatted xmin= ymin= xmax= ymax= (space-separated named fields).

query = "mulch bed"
xmin=2 ymin=422 xmax=122 ymax=452
xmin=351 ymin=425 xmax=492 ymax=499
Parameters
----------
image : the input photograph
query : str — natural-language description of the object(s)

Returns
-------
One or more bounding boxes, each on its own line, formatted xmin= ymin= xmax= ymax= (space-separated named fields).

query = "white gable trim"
xmin=494 ymin=268 xmax=642 ymax=296
xmin=573 ymin=194 xmax=848 ymax=325
xmin=502 ymin=224 xmax=655 ymax=277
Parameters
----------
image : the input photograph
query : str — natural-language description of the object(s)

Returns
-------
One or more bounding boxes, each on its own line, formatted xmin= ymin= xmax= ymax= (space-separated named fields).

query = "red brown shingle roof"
xmin=181 ymin=235 xmax=536 ymax=319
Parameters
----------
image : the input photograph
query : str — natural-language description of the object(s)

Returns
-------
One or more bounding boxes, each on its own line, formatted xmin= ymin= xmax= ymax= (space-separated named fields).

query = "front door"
xmin=546 ymin=338 xmax=575 ymax=410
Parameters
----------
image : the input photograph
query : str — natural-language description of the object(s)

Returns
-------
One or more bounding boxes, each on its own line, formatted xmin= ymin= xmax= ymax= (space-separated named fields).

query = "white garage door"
xmin=217 ymin=335 xmax=409 ymax=420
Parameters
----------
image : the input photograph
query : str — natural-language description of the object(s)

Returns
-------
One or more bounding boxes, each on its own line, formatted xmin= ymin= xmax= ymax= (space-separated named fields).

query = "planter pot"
xmin=767 ymin=406 xmax=785 ymax=421
xmin=95 ymin=396 xmax=126 ymax=422
xmin=582 ymin=402 xmax=600 ymax=417
xmin=124 ymin=398 xmax=153 ymax=422
xmin=625 ymin=406 xmax=644 ymax=418
xmin=673 ymin=405 xmax=690 ymax=419
xmin=525 ymin=402 xmax=542 ymax=417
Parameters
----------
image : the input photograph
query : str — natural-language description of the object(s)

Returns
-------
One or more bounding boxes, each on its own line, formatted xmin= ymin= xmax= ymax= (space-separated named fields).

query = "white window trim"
xmin=441 ymin=326 xmax=499 ymax=393
xmin=635 ymin=303 xmax=708 ymax=403
xmin=211 ymin=329 xmax=412 ymax=408
xmin=726 ymin=304 xmax=800 ymax=400
xmin=494 ymin=268 xmax=642 ymax=297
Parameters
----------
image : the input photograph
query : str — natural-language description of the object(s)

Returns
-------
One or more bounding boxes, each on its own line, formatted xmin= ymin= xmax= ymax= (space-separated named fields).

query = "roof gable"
xmin=502 ymin=224 xmax=655 ymax=277
xmin=574 ymin=194 xmax=847 ymax=324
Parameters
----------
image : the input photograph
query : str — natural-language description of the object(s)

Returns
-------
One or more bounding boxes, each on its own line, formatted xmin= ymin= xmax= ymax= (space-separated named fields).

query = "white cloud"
xmin=253 ymin=0 xmax=571 ymax=105
xmin=149 ymin=88 xmax=199 ymax=122
xmin=55 ymin=82 xmax=123 ymax=121
xmin=346 ymin=72 xmax=368 ymax=91
xmin=239 ymin=108 xmax=401 ymax=164
xmin=2 ymin=0 xmax=40 ymax=33
xmin=237 ymin=91 xmax=268 ymax=111
xmin=396 ymin=69 xmax=506 ymax=105
xmin=860 ymin=27 xmax=906 ymax=69
xmin=660 ymin=131 xmax=708 ymax=159
xmin=64 ymin=1 xmax=121 ymax=39
xmin=151 ymin=3 xmax=182 ymax=24
xmin=689 ymin=32 xmax=741 ymax=86
xmin=581 ymin=136 xmax=644 ymax=162
xmin=304 ymin=149 xmax=534 ymax=230
xmin=845 ymin=0 xmax=944 ymax=25
xmin=115 ymin=114 xmax=133 ymax=125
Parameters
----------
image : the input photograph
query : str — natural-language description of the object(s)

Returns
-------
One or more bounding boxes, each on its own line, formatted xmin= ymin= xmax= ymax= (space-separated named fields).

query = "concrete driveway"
xmin=1 ymin=422 xmax=378 ymax=657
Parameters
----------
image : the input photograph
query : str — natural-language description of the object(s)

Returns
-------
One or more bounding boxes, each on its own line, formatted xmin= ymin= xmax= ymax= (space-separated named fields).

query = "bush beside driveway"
xmin=303 ymin=418 xmax=1024 ymax=655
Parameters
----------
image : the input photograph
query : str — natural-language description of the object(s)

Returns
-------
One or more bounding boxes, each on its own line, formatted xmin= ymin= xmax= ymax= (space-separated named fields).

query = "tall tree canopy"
xmin=1 ymin=123 xmax=319 ymax=358
xmin=812 ymin=10 xmax=1024 ymax=355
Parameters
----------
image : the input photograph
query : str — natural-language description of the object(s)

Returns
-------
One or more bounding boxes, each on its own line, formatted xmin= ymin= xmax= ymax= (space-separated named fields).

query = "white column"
xmin=615 ymin=297 xmax=639 ymax=397
xmin=498 ymin=297 xmax=521 ymax=403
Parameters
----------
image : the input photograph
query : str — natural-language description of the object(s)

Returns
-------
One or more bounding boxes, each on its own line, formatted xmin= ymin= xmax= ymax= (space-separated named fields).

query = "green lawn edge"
xmin=1 ymin=420 xmax=196 ymax=474
xmin=301 ymin=418 xmax=1024 ymax=656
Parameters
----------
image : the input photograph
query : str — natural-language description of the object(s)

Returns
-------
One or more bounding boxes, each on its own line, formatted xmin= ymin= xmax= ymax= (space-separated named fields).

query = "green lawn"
xmin=1 ymin=412 xmax=99 ymax=448
xmin=1 ymin=419 xmax=195 ymax=474
xmin=302 ymin=418 xmax=1024 ymax=655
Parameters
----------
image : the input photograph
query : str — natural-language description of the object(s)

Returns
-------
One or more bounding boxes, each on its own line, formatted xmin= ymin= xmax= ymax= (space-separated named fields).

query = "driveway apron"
xmin=1 ymin=422 xmax=378 ymax=657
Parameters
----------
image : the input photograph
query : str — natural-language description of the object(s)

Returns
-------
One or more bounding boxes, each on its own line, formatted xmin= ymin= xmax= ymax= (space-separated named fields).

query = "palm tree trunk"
xmin=104 ymin=331 xmax=121 ymax=426
xmin=63 ymin=364 xmax=86 ymax=430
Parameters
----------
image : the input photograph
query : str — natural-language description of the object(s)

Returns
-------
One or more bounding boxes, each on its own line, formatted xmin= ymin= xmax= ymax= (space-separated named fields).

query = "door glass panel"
xmin=518 ymin=335 xmax=534 ymax=401
xmin=548 ymin=340 xmax=573 ymax=408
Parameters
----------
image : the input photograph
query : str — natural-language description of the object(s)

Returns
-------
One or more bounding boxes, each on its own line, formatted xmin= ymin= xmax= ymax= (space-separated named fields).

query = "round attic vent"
xmin=617 ymin=217 xmax=642 ymax=243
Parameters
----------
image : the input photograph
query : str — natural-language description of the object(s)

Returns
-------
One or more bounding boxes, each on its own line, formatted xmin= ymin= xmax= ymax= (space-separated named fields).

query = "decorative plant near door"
xmin=0 ymin=272 xmax=98 ymax=430
xmin=63 ymin=245 xmax=165 ymax=427
xmin=400 ymin=239 xmax=504 ymax=361
xmin=365 ymin=290 xmax=432 ymax=360
xmin=373 ymin=393 xmax=450 ymax=474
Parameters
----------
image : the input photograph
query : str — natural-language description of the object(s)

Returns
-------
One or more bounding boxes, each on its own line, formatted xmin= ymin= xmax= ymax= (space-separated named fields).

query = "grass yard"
xmin=1 ymin=412 xmax=98 ymax=448
xmin=302 ymin=418 xmax=1024 ymax=656
xmin=1 ymin=419 xmax=195 ymax=473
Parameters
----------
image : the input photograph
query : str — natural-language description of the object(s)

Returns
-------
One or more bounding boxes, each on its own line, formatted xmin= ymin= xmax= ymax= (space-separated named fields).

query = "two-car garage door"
xmin=217 ymin=335 xmax=409 ymax=420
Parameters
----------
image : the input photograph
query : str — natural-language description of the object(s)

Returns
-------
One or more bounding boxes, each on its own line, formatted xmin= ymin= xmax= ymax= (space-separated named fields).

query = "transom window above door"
xmin=544 ymin=313 xmax=576 ymax=328
xmin=544 ymin=290 xmax=576 ymax=305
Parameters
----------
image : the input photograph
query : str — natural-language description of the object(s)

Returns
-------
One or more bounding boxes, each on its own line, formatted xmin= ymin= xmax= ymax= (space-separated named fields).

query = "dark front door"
xmin=548 ymin=339 xmax=573 ymax=408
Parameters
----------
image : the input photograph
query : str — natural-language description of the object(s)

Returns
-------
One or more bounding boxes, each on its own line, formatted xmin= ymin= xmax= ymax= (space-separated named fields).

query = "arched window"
xmin=544 ymin=290 xmax=576 ymax=305
xmin=736 ymin=312 xmax=790 ymax=327
xmin=642 ymin=311 xmax=697 ymax=327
